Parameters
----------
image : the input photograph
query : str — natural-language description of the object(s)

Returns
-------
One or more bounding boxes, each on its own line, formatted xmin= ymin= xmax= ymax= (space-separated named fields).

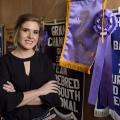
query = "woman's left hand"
xmin=2 ymin=81 xmax=16 ymax=92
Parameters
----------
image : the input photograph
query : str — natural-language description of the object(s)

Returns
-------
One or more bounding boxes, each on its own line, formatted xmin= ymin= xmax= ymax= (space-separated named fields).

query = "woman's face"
xmin=17 ymin=21 xmax=40 ymax=50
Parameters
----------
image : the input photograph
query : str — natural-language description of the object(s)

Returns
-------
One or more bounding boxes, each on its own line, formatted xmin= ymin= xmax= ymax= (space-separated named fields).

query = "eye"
xmin=21 ymin=28 xmax=29 ymax=32
xmin=34 ymin=30 xmax=39 ymax=34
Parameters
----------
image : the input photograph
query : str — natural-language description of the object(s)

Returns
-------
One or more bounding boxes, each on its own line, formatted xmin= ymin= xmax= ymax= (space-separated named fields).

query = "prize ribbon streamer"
xmin=88 ymin=9 xmax=117 ymax=105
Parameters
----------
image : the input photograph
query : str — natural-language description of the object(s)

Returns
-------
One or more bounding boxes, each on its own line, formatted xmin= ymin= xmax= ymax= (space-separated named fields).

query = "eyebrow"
xmin=21 ymin=27 xmax=40 ymax=31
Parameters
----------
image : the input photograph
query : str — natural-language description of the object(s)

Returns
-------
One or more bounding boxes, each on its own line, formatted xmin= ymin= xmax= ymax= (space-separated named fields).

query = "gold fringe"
xmin=59 ymin=60 xmax=91 ymax=74
xmin=59 ymin=0 xmax=70 ymax=62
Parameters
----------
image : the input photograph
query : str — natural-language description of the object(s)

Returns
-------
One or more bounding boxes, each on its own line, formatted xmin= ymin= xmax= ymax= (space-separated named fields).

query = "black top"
xmin=0 ymin=52 xmax=61 ymax=120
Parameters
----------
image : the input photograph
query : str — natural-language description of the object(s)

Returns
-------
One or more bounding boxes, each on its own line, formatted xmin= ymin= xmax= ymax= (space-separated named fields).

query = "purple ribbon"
xmin=88 ymin=37 xmax=107 ymax=104
xmin=99 ymin=36 xmax=114 ymax=108
xmin=88 ymin=9 xmax=117 ymax=106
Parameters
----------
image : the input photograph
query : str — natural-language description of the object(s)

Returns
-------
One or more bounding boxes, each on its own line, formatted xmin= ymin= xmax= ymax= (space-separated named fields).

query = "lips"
xmin=25 ymin=40 xmax=33 ymax=44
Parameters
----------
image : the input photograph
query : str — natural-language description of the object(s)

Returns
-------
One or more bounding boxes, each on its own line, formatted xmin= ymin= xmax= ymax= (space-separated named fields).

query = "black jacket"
xmin=0 ymin=52 xmax=61 ymax=120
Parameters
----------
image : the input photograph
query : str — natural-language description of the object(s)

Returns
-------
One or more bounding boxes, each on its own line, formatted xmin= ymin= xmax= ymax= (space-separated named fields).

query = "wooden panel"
xmin=1 ymin=0 xmax=120 ymax=24
xmin=0 ymin=0 xmax=32 ymax=24
xmin=0 ymin=0 xmax=2 ymax=23
xmin=32 ymin=0 xmax=120 ymax=22
xmin=107 ymin=0 xmax=120 ymax=9
xmin=32 ymin=0 xmax=66 ymax=21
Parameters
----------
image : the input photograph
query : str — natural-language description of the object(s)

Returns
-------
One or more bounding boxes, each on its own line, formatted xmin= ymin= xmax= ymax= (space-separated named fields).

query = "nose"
xmin=28 ymin=31 xmax=34 ymax=38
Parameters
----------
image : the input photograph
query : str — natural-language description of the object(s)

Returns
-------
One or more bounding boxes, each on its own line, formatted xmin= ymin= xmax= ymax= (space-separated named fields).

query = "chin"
xmin=18 ymin=43 xmax=35 ymax=50
xmin=20 ymin=46 xmax=34 ymax=51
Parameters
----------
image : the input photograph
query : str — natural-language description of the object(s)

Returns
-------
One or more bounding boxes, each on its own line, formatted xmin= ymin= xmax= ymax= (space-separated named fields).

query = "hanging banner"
xmin=0 ymin=25 xmax=4 ymax=56
xmin=110 ymin=11 xmax=120 ymax=120
xmin=40 ymin=21 xmax=84 ymax=120
xmin=59 ymin=0 xmax=102 ymax=74
xmin=94 ymin=10 xmax=120 ymax=120
xmin=4 ymin=24 xmax=15 ymax=54
xmin=89 ymin=9 xmax=117 ymax=106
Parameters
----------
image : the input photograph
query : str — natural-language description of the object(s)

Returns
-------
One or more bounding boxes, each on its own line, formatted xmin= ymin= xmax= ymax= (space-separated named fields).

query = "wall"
xmin=0 ymin=0 xmax=32 ymax=24
xmin=32 ymin=0 xmax=66 ymax=21
xmin=0 ymin=0 xmax=120 ymax=24
xmin=0 ymin=0 xmax=1 ymax=23
xmin=107 ymin=0 xmax=120 ymax=9
xmin=0 ymin=0 xmax=66 ymax=24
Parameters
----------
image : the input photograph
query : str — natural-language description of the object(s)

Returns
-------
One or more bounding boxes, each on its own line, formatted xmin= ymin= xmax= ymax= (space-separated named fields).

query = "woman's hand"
xmin=17 ymin=80 xmax=59 ymax=107
xmin=2 ymin=81 xmax=16 ymax=92
xmin=38 ymin=80 xmax=59 ymax=96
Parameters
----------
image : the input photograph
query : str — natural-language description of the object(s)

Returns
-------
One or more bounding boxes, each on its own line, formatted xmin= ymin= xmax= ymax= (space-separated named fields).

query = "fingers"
xmin=38 ymin=80 xmax=60 ymax=95
xmin=7 ymin=81 xmax=14 ymax=88
xmin=2 ymin=81 xmax=16 ymax=92
xmin=48 ymin=80 xmax=59 ymax=86
xmin=47 ymin=80 xmax=60 ymax=93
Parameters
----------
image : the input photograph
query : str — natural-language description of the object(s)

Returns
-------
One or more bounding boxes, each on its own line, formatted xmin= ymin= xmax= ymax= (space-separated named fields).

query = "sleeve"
xmin=40 ymin=55 xmax=61 ymax=107
xmin=0 ymin=58 xmax=23 ymax=114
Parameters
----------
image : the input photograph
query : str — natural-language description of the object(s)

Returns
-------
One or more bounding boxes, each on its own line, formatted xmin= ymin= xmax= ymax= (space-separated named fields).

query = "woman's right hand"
xmin=38 ymin=80 xmax=59 ymax=96
xmin=2 ymin=81 xmax=16 ymax=92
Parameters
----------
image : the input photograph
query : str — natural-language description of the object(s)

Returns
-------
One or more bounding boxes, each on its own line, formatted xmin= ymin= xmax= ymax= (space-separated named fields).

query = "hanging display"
xmin=93 ymin=9 xmax=119 ymax=120
xmin=59 ymin=0 xmax=102 ymax=74
xmin=40 ymin=21 xmax=84 ymax=120
xmin=89 ymin=9 xmax=117 ymax=106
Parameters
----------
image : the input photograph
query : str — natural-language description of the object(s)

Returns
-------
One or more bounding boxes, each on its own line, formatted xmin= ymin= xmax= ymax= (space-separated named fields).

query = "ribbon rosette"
xmin=93 ymin=9 xmax=117 ymax=38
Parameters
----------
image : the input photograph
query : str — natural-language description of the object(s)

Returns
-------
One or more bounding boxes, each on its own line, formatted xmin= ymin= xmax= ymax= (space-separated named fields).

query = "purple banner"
xmin=59 ymin=0 xmax=102 ymax=74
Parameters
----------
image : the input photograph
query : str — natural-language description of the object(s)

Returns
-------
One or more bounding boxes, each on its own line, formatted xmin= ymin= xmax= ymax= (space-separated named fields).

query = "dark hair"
xmin=14 ymin=13 xmax=40 ymax=32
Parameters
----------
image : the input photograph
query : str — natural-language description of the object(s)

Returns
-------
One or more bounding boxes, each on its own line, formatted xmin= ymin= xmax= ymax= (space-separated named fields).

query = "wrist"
xmin=36 ymin=88 xmax=42 ymax=96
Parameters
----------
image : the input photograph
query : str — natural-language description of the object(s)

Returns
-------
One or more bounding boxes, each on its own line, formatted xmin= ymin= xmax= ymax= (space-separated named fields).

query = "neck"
xmin=12 ymin=47 xmax=35 ymax=59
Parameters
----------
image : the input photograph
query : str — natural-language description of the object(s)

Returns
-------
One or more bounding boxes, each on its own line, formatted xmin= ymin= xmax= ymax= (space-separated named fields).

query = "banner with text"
xmin=40 ymin=21 xmax=84 ymax=120
xmin=110 ymin=12 xmax=120 ymax=119
xmin=94 ymin=11 xmax=120 ymax=120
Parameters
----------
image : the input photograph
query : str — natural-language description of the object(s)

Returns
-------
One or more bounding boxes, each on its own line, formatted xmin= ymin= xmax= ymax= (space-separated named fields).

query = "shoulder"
xmin=35 ymin=52 xmax=53 ymax=68
xmin=0 ymin=53 xmax=15 ymax=68
xmin=0 ymin=53 xmax=11 ymax=62
xmin=35 ymin=51 xmax=51 ymax=62
xmin=0 ymin=53 xmax=12 ymax=70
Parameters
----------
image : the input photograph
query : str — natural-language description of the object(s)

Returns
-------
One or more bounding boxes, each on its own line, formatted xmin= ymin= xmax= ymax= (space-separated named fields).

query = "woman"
xmin=0 ymin=14 xmax=61 ymax=120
